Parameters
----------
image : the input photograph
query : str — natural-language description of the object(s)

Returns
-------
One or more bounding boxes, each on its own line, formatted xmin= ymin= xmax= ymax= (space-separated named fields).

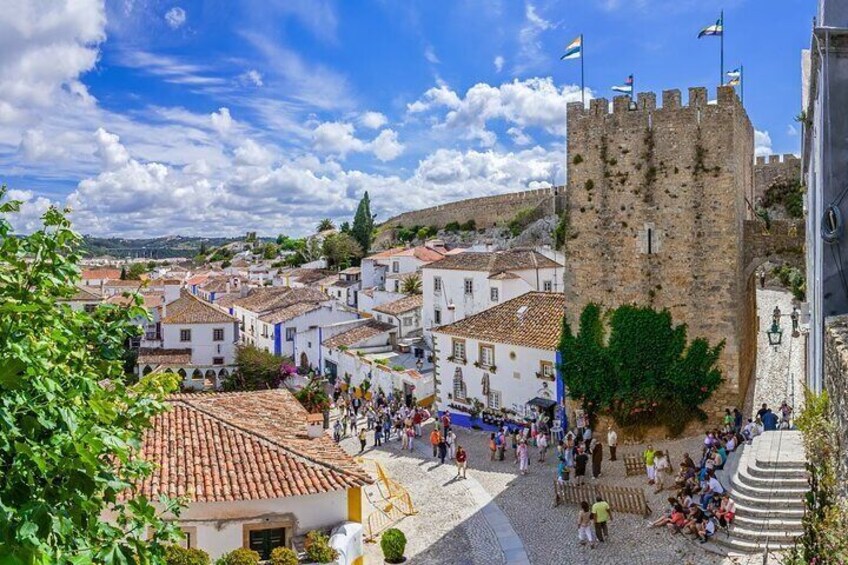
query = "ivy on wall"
xmin=558 ymin=303 xmax=725 ymax=436
xmin=787 ymin=389 xmax=848 ymax=565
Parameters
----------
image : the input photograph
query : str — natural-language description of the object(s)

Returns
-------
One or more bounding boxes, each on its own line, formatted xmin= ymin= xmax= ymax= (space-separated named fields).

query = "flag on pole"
xmin=611 ymin=74 xmax=634 ymax=94
xmin=725 ymin=77 xmax=740 ymax=86
xmin=726 ymin=68 xmax=741 ymax=80
xmin=560 ymin=36 xmax=582 ymax=60
xmin=698 ymin=16 xmax=723 ymax=38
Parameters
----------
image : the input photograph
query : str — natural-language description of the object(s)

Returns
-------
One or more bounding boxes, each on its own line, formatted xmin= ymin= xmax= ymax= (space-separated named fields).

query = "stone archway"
xmin=300 ymin=352 xmax=309 ymax=369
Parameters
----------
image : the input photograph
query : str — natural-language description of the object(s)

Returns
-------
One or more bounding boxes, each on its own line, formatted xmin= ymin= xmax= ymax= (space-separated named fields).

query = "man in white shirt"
xmin=607 ymin=427 xmax=618 ymax=461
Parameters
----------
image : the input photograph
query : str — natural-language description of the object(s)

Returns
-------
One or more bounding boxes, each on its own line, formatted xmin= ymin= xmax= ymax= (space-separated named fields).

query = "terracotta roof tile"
xmin=137 ymin=348 xmax=192 ymax=365
xmin=135 ymin=390 xmax=371 ymax=503
xmin=259 ymin=302 xmax=324 ymax=324
xmin=60 ymin=286 xmax=102 ymax=301
xmin=161 ymin=292 xmax=237 ymax=324
xmin=434 ymin=291 xmax=565 ymax=350
xmin=423 ymin=250 xmax=561 ymax=273
xmin=81 ymin=268 xmax=122 ymax=280
xmin=323 ymin=319 xmax=396 ymax=349
xmin=232 ymin=287 xmax=328 ymax=313
xmin=372 ymin=294 xmax=423 ymax=316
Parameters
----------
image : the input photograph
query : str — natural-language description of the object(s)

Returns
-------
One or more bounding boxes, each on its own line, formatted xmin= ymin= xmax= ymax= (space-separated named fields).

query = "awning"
xmin=526 ymin=397 xmax=557 ymax=410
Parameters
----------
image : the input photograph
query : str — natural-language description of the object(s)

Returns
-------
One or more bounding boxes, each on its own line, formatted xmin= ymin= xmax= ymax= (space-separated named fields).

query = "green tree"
xmin=120 ymin=266 xmax=128 ymax=280
xmin=316 ymin=218 xmax=335 ymax=232
xmin=339 ymin=221 xmax=350 ymax=234
xmin=322 ymin=232 xmax=363 ymax=269
xmin=224 ymin=345 xmax=293 ymax=390
xmin=351 ymin=192 xmax=374 ymax=257
xmin=126 ymin=263 xmax=147 ymax=280
xmin=198 ymin=241 xmax=208 ymax=256
xmin=262 ymin=242 xmax=279 ymax=260
xmin=0 ymin=187 xmax=182 ymax=564
xmin=400 ymin=273 xmax=422 ymax=295
xmin=559 ymin=303 xmax=724 ymax=436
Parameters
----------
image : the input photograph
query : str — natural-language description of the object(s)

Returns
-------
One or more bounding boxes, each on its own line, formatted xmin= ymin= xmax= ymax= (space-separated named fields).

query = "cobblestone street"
xmin=338 ymin=289 xmax=802 ymax=565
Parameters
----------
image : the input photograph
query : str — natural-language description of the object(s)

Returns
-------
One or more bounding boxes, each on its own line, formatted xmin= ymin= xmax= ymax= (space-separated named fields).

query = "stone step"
xmin=712 ymin=534 xmax=797 ymax=554
xmin=727 ymin=523 xmax=803 ymax=542
xmin=746 ymin=461 xmax=808 ymax=480
xmin=729 ymin=488 xmax=806 ymax=510
xmin=732 ymin=500 xmax=805 ymax=521
xmin=733 ymin=514 xmax=803 ymax=530
xmin=733 ymin=462 xmax=808 ymax=490
xmin=730 ymin=476 xmax=808 ymax=499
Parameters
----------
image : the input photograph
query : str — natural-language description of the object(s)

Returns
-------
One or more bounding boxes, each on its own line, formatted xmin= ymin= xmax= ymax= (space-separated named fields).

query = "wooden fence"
xmin=553 ymin=481 xmax=651 ymax=517
xmin=623 ymin=453 xmax=643 ymax=477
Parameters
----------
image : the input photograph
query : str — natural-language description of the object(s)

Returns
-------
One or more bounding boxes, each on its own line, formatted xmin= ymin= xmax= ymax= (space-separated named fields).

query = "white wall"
xmin=433 ymin=331 xmax=555 ymax=416
xmin=322 ymin=348 xmax=434 ymax=400
xmin=288 ymin=305 xmax=360 ymax=365
xmin=162 ymin=321 xmax=237 ymax=366
xmin=374 ymin=307 xmax=422 ymax=339
xmin=358 ymin=289 xmax=405 ymax=316
xmin=170 ymin=490 xmax=348 ymax=561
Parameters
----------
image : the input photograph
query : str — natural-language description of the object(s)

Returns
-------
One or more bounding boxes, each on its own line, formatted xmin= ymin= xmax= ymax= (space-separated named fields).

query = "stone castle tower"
xmin=563 ymin=86 xmax=757 ymax=413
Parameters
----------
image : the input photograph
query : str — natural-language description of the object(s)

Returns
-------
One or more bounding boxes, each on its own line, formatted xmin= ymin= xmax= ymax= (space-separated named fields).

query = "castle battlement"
xmin=567 ymin=85 xmax=741 ymax=118
xmin=756 ymin=153 xmax=800 ymax=165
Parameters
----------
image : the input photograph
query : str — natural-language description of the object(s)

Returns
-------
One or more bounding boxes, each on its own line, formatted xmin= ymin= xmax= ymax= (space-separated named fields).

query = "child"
xmin=577 ymin=501 xmax=597 ymax=548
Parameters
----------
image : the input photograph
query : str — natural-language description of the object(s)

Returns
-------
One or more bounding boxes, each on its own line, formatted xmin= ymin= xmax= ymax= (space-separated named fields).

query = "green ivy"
xmin=558 ymin=303 xmax=724 ymax=436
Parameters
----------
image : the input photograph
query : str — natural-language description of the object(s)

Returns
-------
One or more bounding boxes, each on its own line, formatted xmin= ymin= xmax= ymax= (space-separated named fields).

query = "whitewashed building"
xmin=421 ymin=249 xmax=564 ymax=339
xmin=361 ymin=242 xmax=451 ymax=290
xmin=432 ymin=292 xmax=565 ymax=429
xmin=133 ymin=390 xmax=370 ymax=563
xmin=137 ymin=291 xmax=239 ymax=389
xmin=373 ymin=294 xmax=423 ymax=338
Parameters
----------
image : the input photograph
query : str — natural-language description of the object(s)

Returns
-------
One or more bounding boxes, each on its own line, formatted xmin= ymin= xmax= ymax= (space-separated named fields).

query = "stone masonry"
xmin=824 ymin=314 xmax=848 ymax=498
xmin=563 ymin=86 xmax=756 ymax=416
xmin=754 ymin=153 xmax=802 ymax=210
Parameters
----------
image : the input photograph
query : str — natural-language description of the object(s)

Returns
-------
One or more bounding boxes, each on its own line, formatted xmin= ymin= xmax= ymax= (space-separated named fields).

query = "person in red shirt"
xmin=455 ymin=445 xmax=468 ymax=479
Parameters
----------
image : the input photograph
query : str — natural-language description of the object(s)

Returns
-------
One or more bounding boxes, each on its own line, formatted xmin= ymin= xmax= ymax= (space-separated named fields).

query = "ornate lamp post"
xmin=767 ymin=305 xmax=783 ymax=351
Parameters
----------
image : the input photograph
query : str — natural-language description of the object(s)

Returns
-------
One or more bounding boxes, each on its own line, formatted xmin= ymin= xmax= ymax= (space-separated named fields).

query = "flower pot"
xmin=384 ymin=558 xmax=407 ymax=564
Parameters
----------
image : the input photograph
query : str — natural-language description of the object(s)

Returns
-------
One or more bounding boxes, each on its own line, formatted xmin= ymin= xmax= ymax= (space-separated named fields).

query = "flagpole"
xmin=631 ymin=73 xmax=635 ymax=101
xmin=720 ymin=10 xmax=724 ymax=87
xmin=741 ymin=64 xmax=744 ymax=105
xmin=580 ymin=34 xmax=585 ymax=107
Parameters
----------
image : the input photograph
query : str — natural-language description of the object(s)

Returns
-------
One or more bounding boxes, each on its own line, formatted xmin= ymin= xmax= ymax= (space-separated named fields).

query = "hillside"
xmin=80 ymin=235 xmax=272 ymax=259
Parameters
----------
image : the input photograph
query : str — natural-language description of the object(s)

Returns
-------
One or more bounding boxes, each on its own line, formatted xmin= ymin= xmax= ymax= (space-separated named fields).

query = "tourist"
xmin=358 ymin=428 xmax=367 ymax=453
xmin=341 ymin=413 xmax=349 ymax=437
xmin=791 ymin=307 xmax=800 ymax=333
xmin=511 ymin=429 xmax=519 ymax=462
xmin=607 ymin=426 xmax=618 ymax=461
xmin=756 ymin=403 xmax=770 ymax=420
xmin=700 ymin=470 xmax=725 ymax=507
xmin=537 ymin=430 xmax=549 ymax=463
xmin=489 ymin=433 xmax=497 ymax=461
xmin=496 ymin=429 xmax=506 ymax=461
xmin=715 ymin=493 xmax=736 ymax=528
xmin=643 ymin=444 xmax=657 ymax=485
xmin=667 ymin=504 xmax=688 ymax=533
xmin=649 ymin=498 xmax=679 ymax=528
xmin=762 ymin=409 xmax=779 ymax=431
xmin=405 ymin=425 xmax=415 ymax=450
xmin=430 ymin=428 xmax=442 ymax=457
xmin=591 ymin=439 xmax=603 ymax=480
xmin=333 ymin=419 xmax=342 ymax=443
xmin=558 ymin=457 xmax=570 ymax=484
xmin=438 ymin=435 xmax=448 ymax=465
xmin=374 ymin=423 xmax=383 ymax=446
xmin=577 ymin=501 xmax=597 ymax=548
xmin=653 ymin=450 xmax=669 ymax=493
xmin=446 ymin=428 xmax=456 ymax=460
xmin=696 ymin=516 xmax=717 ymax=543
xmin=518 ymin=440 xmax=530 ymax=475
xmin=441 ymin=411 xmax=452 ymax=433
xmin=759 ymin=269 xmax=766 ymax=288
xmin=723 ymin=409 xmax=734 ymax=433
xmin=592 ymin=495 xmax=612 ymax=542
xmin=733 ymin=408 xmax=743 ymax=433
xmin=779 ymin=401 xmax=793 ymax=428
xmin=574 ymin=445 xmax=589 ymax=486
xmin=582 ymin=425 xmax=593 ymax=451
xmin=455 ymin=445 xmax=467 ymax=479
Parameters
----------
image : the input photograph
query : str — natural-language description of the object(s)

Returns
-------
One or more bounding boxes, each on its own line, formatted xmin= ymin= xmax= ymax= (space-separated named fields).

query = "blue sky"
xmin=0 ymin=0 xmax=815 ymax=237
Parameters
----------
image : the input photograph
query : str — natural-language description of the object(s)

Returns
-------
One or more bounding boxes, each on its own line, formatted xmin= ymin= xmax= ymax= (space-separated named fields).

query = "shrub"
xmin=381 ymin=528 xmax=407 ymax=563
xmin=572 ymin=154 xmax=583 ymax=165
xmin=165 ymin=545 xmax=211 ymax=565
xmin=269 ymin=547 xmax=299 ymax=565
xmin=217 ymin=548 xmax=259 ymax=565
xmin=460 ymin=219 xmax=476 ymax=231
xmin=304 ymin=530 xmax=338 ymax=564
xmin=559 ymin=303 xmax=724 ymax=436
xmin=444 ymin=221 xmax=461 ymax=233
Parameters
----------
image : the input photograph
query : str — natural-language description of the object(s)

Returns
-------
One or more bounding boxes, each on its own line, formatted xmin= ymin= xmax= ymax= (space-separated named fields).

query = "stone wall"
xmin=824 ymin=314 xmax=848 ymax=497
xmin=743 ymin=219 xmax=806 ymax=278
xmin=563 ymin=86 xmax=756 ymax=417
xmin=376 ymin=187 xmax=565 ymax=247
xmin=754 ymin=154 xmax=802 ymax=216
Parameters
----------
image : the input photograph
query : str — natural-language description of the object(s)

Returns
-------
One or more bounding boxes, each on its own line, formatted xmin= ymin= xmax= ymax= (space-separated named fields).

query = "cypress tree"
xmin=351 ymin=191 xmax=374 ymax=256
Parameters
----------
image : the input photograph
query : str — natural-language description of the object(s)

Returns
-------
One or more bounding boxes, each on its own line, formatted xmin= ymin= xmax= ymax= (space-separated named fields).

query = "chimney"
xmin=306 ymin=413 xmax=324 ymax=438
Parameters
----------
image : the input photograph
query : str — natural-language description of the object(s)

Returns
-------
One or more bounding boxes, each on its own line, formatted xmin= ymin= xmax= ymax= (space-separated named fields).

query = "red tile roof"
xmin=135 ymin=390 xmax=371 ymax=502
xmin=161 ymin=292 xmax=237 ymax=324
xmin=322 ymin=319 xmax=396 ymax=349
xmin=137 ymin=348 xmax=192 ymax=365
xmin=81 ymin=268 xmax=122 ymax=280
xmin=423 ymin=250 xmax=561 ymax=273
xmin=373 ymin=294 xmax=423 ymax=316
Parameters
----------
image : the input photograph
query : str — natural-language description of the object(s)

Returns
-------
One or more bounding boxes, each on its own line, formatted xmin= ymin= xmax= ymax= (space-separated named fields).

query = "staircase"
xmin=714 ymin=431 xmax=807 ymax=554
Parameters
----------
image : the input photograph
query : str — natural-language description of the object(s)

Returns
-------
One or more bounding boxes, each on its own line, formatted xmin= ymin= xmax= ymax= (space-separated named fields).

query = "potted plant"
xmin=269 ymin=547 xmax=298 ymax=565
xmin=468 ymin=398 xmax=484 ymax=421
xmin=380 ymin=528 xmax=407 ymax=564
xmin=305 ymin=530 xmax=338 ymax=564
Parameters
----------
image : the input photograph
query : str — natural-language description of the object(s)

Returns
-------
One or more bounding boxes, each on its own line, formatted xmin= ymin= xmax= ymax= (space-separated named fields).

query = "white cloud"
xmin=94 ymin=128 xmax=130 ymax=169
xmin=3 ymin=189 xmax=53 ymax=233
xmin=359 ymin=111 xmax=388 ymax=129
xmin=494 ymin=55 xmax=505 ymax=73
xmin=234 ymin=139 xmax=274 ymax=166
xmin=118 ymin=51 xmax=225 ymax=86
xmin=516 ymin=3 xmax=553 ymax=74
xmin=239 ymin=69 xmax=264 ymax=87
xmin=424 ymin=45 xmax=440 ymax=64
xmin=407 ymin=77 xmax=586 ymax=146
xmin=754 ymin=130 xmax=772 ymax=157
xmin=164 ymin=7 xmax=186 ymax=29
xmin=507 ymin=127 xmax=532 ymax=146
xmin=787 ymin=124 xmax=798 ymax=136
xmin=18 ymin=129 xmax=66 ymax=161
xmin=210 ymin=107 xmax=234 ymax=135
xmin=370 ymin=129 xmax=404 ymax=162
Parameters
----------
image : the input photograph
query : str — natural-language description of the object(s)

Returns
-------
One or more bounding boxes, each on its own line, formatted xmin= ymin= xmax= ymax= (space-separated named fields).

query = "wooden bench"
xmin=623 ymin=453 xmax=643 ymax=477
xmin=553 ymin=481 xmax=651 ymax=517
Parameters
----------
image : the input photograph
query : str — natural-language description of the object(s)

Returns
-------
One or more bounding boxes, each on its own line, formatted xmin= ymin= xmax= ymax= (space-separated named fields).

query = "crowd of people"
xmin=331 ymin=383 xmax=793 ymax=550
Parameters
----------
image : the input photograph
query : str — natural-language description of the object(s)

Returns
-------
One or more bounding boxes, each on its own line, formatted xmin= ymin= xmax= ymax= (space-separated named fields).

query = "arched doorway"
xmin=300 ymin=352 xmax=309 ymax=369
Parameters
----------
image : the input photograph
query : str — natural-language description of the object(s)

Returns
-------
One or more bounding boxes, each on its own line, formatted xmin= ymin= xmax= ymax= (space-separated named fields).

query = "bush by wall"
xmin=558 ymin=303 xmax=724 ymax=436
xmin=381 ymin=528 xmax=407 ymax=563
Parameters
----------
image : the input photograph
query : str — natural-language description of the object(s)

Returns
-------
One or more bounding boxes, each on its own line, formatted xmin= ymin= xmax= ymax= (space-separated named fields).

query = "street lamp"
xmin=767 ymin=320 xmax=783 ymax=348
